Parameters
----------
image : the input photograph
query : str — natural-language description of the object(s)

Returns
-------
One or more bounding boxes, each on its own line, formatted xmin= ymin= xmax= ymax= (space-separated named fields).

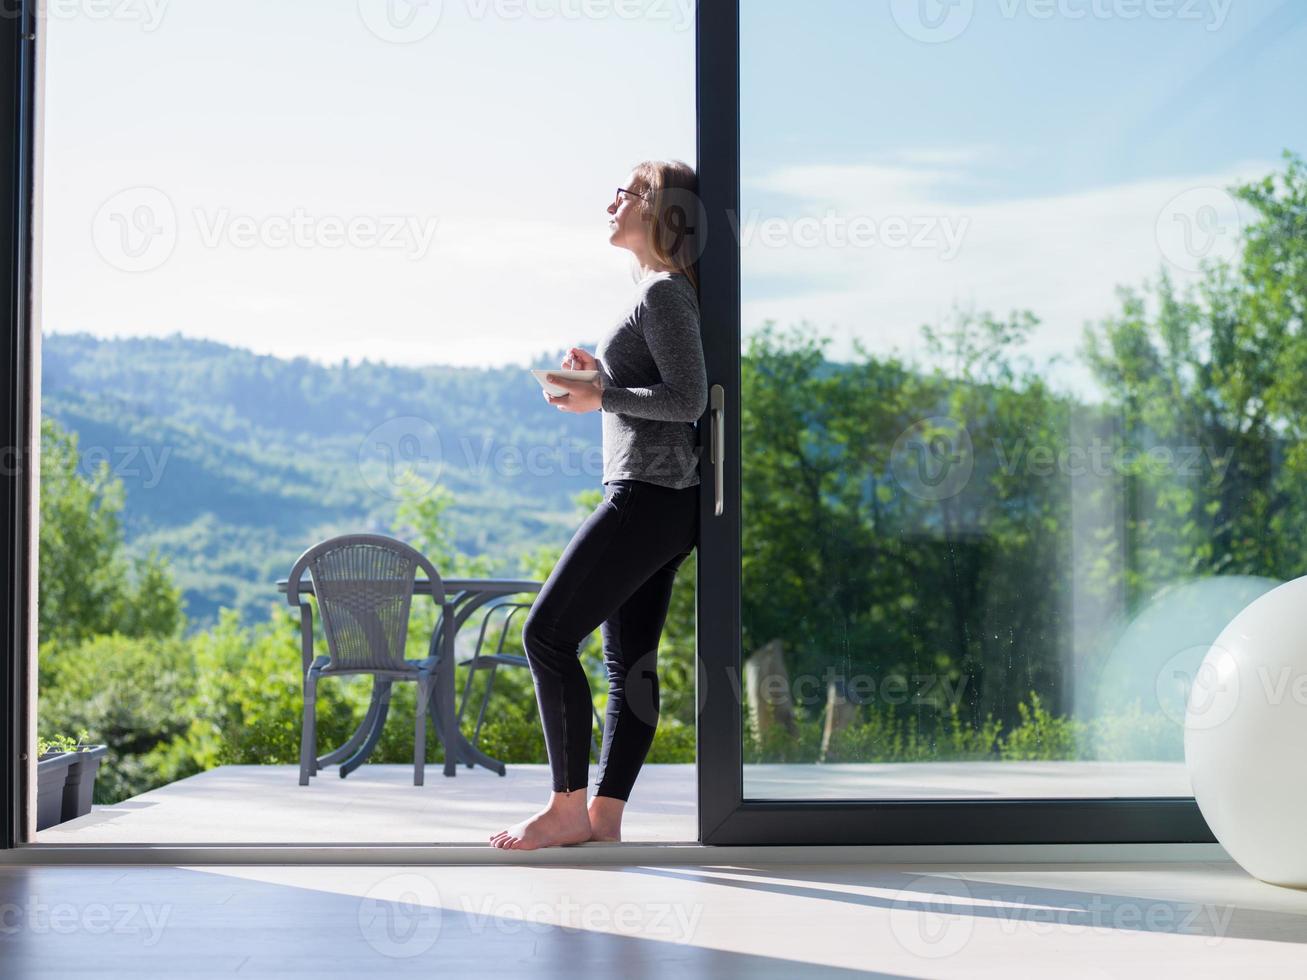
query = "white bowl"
xmin=531 ymin=368 xmax=598 ymax=397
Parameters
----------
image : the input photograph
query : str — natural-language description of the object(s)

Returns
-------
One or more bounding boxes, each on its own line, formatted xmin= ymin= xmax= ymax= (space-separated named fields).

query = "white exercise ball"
xmin=1184 ymin=575 xmax=1307 ymax=888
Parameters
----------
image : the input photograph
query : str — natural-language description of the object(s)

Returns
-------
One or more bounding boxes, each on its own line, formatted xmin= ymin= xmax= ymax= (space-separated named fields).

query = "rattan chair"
xmin=286 ymin=533 xmax=444 ymax=786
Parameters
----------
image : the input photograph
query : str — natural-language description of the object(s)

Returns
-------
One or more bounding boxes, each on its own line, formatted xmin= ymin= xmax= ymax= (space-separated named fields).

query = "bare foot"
xmin=586 ymin=795 xmax=625 ymax=843
xmin=490 ymin=793 xmax=591 ymax=850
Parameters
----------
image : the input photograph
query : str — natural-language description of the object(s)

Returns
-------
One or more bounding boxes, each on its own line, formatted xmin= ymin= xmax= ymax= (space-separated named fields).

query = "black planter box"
xmin=35 ymin=753 xmax=72 ymax=831
xmin=35 ymin=746 xmax=109 ymax=831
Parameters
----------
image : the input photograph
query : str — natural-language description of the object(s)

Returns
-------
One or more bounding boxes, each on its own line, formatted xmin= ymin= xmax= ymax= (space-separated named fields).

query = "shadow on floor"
xmin=0 ymin=865 xmax=903 ymax=978
xmin=625 ymin=863 xmax=1307 ymax=946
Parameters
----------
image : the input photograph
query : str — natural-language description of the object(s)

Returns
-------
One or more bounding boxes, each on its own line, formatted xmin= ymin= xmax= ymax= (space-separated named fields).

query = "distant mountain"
xmin=40 ymin=331 xmax=613 ymax=633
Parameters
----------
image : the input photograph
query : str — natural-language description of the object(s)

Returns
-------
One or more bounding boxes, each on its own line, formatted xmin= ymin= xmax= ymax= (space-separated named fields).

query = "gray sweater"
xmin=594 ymin=271 xmax=707 ymax=489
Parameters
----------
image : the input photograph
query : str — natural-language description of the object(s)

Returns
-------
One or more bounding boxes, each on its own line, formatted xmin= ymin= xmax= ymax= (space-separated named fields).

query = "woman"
xmin=489 ymin=160 xmax=706 ymax=849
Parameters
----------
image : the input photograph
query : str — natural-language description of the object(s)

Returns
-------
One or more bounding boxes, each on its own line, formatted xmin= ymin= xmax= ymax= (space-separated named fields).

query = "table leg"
xmin=316 ymin=678 xmax=384 ymax=770
xmin=427 ymin=682 xmax=507 ymax=777
xmin=452 ymin=731 xmax=507 ymax=776
xmin=452 ymin=595 xmax=513 ymax=775
xmin=439 ymin=601 xmax=459 ymax=777
xmin=340 ymin=680 xmax=393 ymax=778
xmin=428 ymin=594 xmax=510 ymax=777
xmin=421 ymin=589 xmax=531 ymax=778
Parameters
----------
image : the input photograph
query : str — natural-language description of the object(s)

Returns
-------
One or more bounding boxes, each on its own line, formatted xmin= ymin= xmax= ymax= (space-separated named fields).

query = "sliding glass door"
xmin=5 ymin=0 xmax=1304 ymax=853
xmin=8 ymin=0 xmax=702 ymax=848
xmin=698 ymin=0 xmax=1306 ymax=843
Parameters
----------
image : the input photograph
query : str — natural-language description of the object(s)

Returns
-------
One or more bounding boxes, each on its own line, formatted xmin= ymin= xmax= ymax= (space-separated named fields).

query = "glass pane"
xmin=740 ymin=0 xmax=1307 ymax=799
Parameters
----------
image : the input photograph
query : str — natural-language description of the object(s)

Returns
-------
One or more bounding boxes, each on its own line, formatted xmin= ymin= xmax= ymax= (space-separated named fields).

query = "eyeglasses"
xmin=613 ymin=187 xmax=645 ymax=208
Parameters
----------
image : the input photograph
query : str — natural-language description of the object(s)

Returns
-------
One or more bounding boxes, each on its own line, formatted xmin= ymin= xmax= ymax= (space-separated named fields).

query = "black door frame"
xmin=692 ymin=0 xmax=1214 ymax=845
xmin=2 ymin=0 xmax=1215 ymax=851
xmin=2 ymin=0 xmax=36 ymax=852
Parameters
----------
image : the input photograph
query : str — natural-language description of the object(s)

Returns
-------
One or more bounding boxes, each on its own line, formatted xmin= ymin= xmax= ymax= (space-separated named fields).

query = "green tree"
xmin=38 ymin=632 xmax=195 ymax=802
xmin=38 ymin=417 xmax=185 ymax=645
xmin=1081 ymin=150 xmax=1307 ymax=596
xmin=734 ymin=150 xmax=1307 ymax=761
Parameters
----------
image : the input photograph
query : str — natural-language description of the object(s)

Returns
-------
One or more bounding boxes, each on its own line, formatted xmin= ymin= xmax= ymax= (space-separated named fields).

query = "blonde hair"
xmin=628 ymin=159 xmax=701 ymax=294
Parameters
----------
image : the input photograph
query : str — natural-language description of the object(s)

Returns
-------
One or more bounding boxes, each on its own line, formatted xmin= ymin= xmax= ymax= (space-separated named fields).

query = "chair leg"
xmin=413 ymin=676 xmax=429 ymax=787
xmin=299 ymin=672 xmax=318 ymax=786
xmin=470 ymin=663 xmax=498 ymax=761
xmin=456 ymin=658 xmax=479 ymax=728
xmin=590 ymin=701 xmax=604 ymax=761
xmin=310 ymin=698 xmax=322 ymax=777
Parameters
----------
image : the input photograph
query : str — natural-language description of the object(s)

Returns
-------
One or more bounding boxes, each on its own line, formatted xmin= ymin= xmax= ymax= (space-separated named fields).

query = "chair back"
xmin=287 ymin=534 xmax=443 ymax=672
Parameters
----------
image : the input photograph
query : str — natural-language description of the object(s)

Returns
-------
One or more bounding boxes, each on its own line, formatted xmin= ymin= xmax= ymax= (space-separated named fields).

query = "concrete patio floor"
xmin=33 ymin=761 xmax=1193 ymax=845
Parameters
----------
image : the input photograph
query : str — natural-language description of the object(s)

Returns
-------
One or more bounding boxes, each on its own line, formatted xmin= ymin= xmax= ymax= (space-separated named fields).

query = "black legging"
xmin=522 ymin=478 xmax=698 ymax=799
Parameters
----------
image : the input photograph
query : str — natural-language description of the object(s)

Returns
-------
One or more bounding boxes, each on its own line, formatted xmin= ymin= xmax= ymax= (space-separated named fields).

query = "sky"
xmin=37 ymin=0 xmax=1307 ymax=399
xmin=39 ymin=0 xmax=697 ymax=370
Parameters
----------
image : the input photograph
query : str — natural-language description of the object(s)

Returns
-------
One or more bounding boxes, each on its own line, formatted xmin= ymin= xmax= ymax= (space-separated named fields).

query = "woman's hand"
xmin=563 ymin=347 xmax=598 ymax=371
xmin=544 ymin=374 xmax=602 ymax=413
xmin=544 ymin=347 xmax=603 ymax=413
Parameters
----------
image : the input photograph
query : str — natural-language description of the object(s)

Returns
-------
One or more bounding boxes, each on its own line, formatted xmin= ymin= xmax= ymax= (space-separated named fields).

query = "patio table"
xmin=276 ymin=577 xmax=542 ymax=778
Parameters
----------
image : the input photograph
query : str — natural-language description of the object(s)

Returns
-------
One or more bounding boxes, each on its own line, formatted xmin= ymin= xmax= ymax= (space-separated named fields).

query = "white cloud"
xmin=741 ymin=155 xmax=1269 ymax=398
xmin=45 ymin=215 xmax=640 ymax=370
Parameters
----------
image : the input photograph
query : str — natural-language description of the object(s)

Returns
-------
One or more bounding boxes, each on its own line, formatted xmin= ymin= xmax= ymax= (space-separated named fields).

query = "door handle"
xmin=710 ymin=384 xmax=724 ymax=517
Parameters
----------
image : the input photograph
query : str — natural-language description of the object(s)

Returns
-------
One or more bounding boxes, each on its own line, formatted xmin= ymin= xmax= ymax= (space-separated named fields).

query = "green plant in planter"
xmin=37 ymin=728 xmax=94 ymax=757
